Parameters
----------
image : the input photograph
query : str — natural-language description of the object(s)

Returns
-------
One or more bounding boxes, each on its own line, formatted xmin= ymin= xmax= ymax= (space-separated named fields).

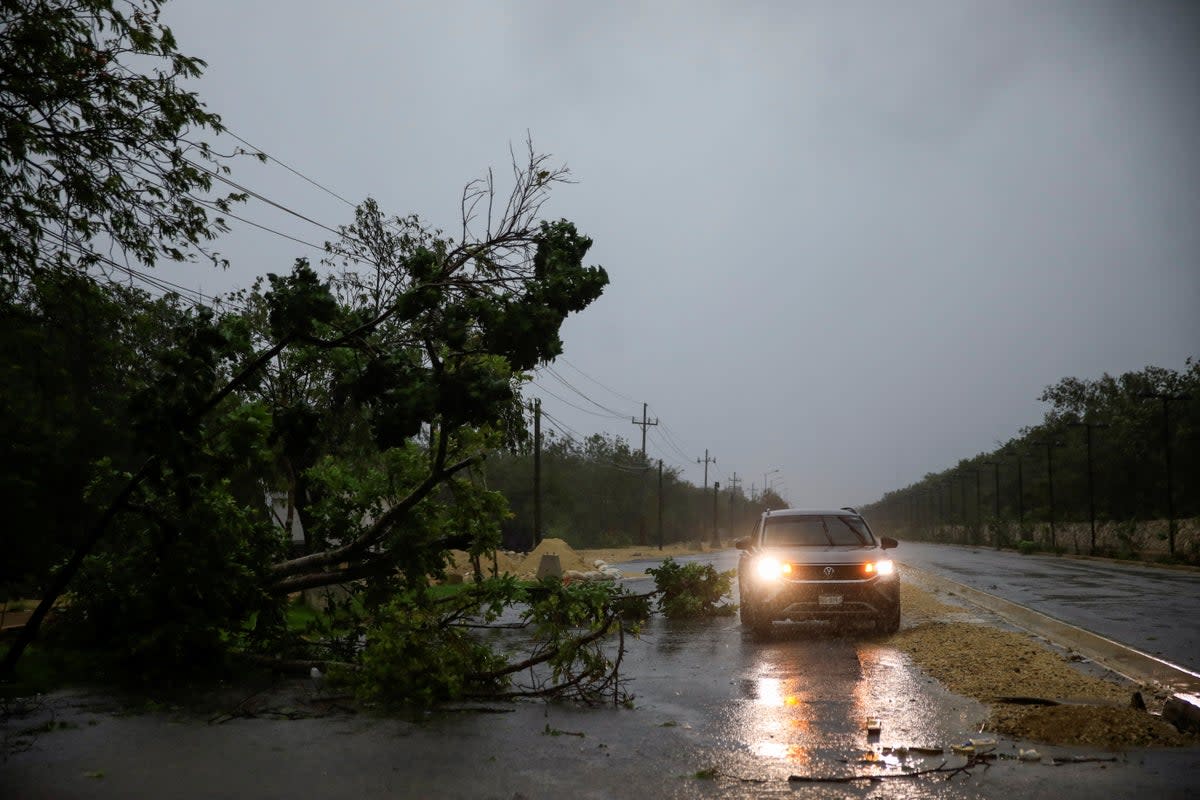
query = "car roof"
xmin=763 ymin=507 xmax=862 ymax=518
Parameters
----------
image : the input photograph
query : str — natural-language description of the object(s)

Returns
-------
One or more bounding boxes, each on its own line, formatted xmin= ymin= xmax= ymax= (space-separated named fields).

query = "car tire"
xmin=875 ymin=602 xmax=901 ymax=635
xmin=741 ymin=599 xmax=772 ymax=636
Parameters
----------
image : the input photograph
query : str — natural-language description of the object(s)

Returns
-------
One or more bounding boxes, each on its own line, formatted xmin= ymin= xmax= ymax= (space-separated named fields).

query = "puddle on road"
xmin=713 ymin=625 xmax=987 ymax=783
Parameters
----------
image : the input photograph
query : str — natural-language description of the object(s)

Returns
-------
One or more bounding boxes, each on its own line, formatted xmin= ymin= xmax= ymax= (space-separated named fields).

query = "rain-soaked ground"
xmin=4 ymin=607 xmax=1198 ymax=799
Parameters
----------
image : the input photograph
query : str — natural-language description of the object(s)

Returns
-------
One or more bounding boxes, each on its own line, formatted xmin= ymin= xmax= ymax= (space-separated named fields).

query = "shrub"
xmin=645 ymin=558 xmax=736 ymax=619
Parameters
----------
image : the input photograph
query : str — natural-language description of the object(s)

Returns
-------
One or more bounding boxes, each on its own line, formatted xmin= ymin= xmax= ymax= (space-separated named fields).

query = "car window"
xmin=763 ymin=517 xmax=828 ymax=546
xmin=762 ymin=516 xmax=874 ymax=546
xmin=835 ymin=516 xmax=875 ymax=545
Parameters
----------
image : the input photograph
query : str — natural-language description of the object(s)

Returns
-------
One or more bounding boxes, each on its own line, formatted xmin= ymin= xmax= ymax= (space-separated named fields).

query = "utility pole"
xmin=532 ymin=398 xmax=542 ymax=550
xmin=657 ymin=459 xmax=664 ymax=551
xmin=631 ymin=403 xmax=658 ymax=546
xmin=631 ymin=402 xmax=659 ymax=460
xmin=697 ymin=449 xmax=716 ymax=489
xmin=1070 ymin=421 xmax=1108 ymax=555
xmin=711 ymin=481 xmax=720 ymax=547
xmin=728 ymin=473 xmax=741 ymax=538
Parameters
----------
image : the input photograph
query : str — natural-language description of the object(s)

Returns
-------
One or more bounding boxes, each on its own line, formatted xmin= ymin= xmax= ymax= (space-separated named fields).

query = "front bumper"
xmin=746 ymin=574 xmax=899 ymax=621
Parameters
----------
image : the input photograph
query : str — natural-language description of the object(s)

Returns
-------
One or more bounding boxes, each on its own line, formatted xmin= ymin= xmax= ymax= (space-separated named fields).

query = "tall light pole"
xmin=1138 ymin=392 xmax=1188 ymax=556
xmin=763 ymin=469 xmax=780 ymax=503
xmin=1069 ymin=420 xmax=1108 ymax=556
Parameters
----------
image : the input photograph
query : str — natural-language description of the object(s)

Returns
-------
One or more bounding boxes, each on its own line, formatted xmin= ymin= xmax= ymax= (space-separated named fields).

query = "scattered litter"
xmin=864 ymin=717 xmax=882 ymax=734
xmin=1018 ymin=748 xmax=1040 ymax=761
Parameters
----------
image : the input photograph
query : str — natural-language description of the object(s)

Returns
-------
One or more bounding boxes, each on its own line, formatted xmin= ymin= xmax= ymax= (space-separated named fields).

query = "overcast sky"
xmin=162 ymin=0 xmax=1199 ymax=508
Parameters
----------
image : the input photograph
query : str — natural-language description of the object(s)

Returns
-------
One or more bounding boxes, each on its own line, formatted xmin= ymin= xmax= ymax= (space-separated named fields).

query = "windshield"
xmin=762 ymin=515 xmax=875 ymax=547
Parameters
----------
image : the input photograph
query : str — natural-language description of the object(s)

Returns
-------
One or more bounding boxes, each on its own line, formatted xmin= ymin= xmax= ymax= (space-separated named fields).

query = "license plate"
xmin=819 ymin=595 xmax=843 ymax=606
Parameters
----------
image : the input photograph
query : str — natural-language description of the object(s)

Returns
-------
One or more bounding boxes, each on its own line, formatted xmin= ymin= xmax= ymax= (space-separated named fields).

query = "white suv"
xmin=735 ymin=508 xmax=900 ymax=636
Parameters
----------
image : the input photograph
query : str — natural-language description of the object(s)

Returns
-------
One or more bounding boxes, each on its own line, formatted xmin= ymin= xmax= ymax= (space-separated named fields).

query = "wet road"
xmin=891 ymin=542 xmax=1200 ymax=672
xmin=5 ymin=605 xmax=1198 ymax=798
xmin=623 ymin=543 xmax=1200 ymax=672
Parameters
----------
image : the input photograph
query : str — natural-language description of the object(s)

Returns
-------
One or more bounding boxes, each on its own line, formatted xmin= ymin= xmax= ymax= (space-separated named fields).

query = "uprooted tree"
xmin=0 ymin=0 xmax=657 ymax=706
xmin=1 ymin=143 xmax=613 ymax=687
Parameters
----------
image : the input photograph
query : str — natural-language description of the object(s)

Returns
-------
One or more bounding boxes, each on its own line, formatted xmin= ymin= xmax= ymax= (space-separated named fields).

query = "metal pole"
xmin=1016 ymin=454 xmax=1026 ymax=539
xmin=711 ymin=481 xmax=720 ymax=547
xmin=532 ymin=398 xmax=542 ymax=549
xmin=657 ymin=459 xmax=664 ymax=551
xmin=1047 ymin=444 xmax=1057 ymax=549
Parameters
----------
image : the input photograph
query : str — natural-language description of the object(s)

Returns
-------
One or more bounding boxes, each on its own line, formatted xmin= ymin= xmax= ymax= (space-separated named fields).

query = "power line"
xmin=655 ymin=416 xmax=697 ymax=462
xmin=220 ymin=129 xmax=358 ymax=209
xmin=542 ymin=365 xmax=630 ymax=417
xmin=191 ymin=195 xmax=328 ymax=253
xmin=183 ymin=156 xmax=346 ymax=240
xmin=531 ymin=380 xmax=626 ymax=419
xmin=648 ymin=425 xmax=692 ymax=463
xmin=557 ymin=356 xmax=638 ymax=404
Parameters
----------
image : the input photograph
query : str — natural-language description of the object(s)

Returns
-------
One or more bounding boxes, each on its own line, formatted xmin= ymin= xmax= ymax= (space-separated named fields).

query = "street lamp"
xmin=762 ymin=469 xmax=780 ymax=502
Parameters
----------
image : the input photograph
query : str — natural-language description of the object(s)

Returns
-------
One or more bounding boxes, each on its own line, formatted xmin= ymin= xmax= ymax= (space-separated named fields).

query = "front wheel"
xmin=875 ymin=602 xmax=901 ymax=635
xmin=741 ymin=600 xmax=772 ymax=637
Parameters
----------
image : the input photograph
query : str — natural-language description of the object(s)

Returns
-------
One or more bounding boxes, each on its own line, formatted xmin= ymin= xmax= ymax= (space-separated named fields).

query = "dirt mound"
xmin=444 ymin=549 xmax=526 ymax=579
xmin=1001 ymin=704 xmax=1192 ymax=748
xmin=441 ymin=539 xmax=593 ymax=580
xmin=525 ymin=538 xmax=592 ymax=574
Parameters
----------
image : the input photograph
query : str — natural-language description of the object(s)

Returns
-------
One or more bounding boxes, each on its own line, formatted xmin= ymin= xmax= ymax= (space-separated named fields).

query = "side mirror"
xmin=734 ymin=536 xmax=753 ymax=551
xmin=880 ymin=536 xmax=898 ymax=550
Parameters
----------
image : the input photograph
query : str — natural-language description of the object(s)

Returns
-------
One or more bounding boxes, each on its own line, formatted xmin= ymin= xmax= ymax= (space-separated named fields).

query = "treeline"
xmin=485 ymin=431 xmax=785 ymax=550
xmin=864 ymin=361 xmax=1200 ymax=557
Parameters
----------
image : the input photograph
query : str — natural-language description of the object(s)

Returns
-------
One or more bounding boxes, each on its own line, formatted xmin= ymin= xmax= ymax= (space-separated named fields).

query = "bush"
xmin=645 ymin=558 xmax=736 ymax=619
xmin=1017 ymin=540 xmax=1040 ymax=556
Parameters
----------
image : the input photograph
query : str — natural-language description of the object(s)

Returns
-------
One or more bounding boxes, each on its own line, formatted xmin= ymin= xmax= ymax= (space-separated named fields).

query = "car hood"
xmin=758 ymin=546 xmax=883 ymax=565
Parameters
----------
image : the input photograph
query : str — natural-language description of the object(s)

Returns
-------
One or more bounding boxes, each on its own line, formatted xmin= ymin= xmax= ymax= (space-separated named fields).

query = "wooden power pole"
xmin=631 ymin=403 xmax=658 ymax=545
xmin=532 ymin=398 xmax=541 ymax=550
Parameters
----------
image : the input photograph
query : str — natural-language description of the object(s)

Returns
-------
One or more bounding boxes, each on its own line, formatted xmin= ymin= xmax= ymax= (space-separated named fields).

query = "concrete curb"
xmin=902 ymin=564 xmax=1200 ymax=734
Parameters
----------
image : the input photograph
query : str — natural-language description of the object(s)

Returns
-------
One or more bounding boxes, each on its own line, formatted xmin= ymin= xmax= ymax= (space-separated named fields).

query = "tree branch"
xmin=269 ymin=454 xmax=480 ymax=580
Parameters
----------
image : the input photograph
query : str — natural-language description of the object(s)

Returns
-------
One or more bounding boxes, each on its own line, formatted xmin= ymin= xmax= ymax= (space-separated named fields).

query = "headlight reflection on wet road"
xmin=725 ymin=628 xmax=985 ymax=782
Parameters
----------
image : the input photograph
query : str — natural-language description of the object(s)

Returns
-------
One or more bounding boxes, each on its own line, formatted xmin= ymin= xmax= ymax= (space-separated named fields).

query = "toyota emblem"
xmin=823 ymin=566 xmax=834 ymax=577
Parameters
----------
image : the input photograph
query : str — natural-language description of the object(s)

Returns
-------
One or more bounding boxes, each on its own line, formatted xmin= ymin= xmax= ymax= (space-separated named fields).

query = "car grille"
xmin=785 ymin=564 xmax=867 ymax=581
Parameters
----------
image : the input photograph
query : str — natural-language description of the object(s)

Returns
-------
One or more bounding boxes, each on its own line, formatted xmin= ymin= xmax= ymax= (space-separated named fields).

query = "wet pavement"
xmin=4 ymin=601 xmax=1199 ymax=799
xmin=890 ymin=542 xmax=1200 ymax=672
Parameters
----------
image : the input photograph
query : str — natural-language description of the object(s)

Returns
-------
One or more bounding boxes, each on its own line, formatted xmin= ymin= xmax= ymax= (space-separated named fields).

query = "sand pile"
xmin=525 ymin=538 xmax=592 ymax=574
xmin=442 ymin=538 xmax=593 ymax=580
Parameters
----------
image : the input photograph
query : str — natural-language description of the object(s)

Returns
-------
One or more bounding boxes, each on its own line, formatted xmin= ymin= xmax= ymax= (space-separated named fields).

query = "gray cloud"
xmin=164 ymin=0 xmax=1199 ymax=507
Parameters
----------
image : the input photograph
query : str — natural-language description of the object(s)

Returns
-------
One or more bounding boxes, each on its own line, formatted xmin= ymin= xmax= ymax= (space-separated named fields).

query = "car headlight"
xmin=755 ymin=556 xmax=792 ymax=581
xmin=864 ymin=559 xmax=895 ymax=576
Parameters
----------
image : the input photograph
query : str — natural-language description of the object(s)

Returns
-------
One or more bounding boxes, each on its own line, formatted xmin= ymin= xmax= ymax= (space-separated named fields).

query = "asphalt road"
xmin=623 ymin=542 xmax=1200 ymax=673
xmin=6 ymin=613 xmax=1197 ymax=799
xmin=891 ymin=542 xmax=1200 ymax=673
xmin=4 ymin=547 xmax=1200 ymax=798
